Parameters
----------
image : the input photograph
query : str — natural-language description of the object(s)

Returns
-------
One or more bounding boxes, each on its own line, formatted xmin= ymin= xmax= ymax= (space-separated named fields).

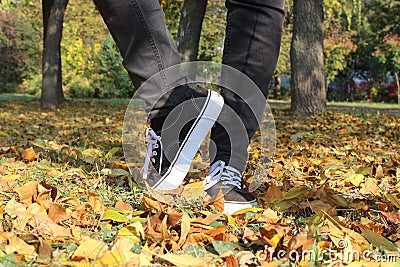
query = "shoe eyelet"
xmin=152 ymin=159 xmax=155 ymax=163
xmin=152 ymin=151 xmax=157 ymax=155
xmin=154 ymin=144 xmax=159 ymax=148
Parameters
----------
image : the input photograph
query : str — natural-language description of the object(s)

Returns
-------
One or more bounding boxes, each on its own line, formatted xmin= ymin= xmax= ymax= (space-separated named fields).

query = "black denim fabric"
xmin=93 ymin=0 xmax=285 ymax=173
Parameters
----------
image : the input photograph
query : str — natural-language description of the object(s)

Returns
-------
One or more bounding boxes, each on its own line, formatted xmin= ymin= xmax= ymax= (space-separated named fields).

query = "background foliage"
xmin=0 ymin=0 xmax=399 ymax=102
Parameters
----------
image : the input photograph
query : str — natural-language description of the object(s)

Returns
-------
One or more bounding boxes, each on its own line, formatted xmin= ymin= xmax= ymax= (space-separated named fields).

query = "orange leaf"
xmin=225 ymin=255 xmax=239 ymax=267
xmin=22 ymin=147 xmax=37 ymax=161
xmin=212 ymin=189 xmax=225 ymax=213
xmin=48 ymin=202 xmax=71 ymax=224
xmin=260 ymin=225 xmax=289 ymax=248
xmin=115 ymin=200 xmax=132 ymax=211
xmin=88 ymin=191 xmax=104 ymax=214
xmin=15 ymin=181 xmax=39 ymax=205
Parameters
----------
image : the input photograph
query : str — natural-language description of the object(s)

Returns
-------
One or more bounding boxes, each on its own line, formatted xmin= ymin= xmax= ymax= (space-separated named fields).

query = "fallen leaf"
xmin=48 ymin=202 xmax=70 ymax=224
xmin=178 ymin=212 xmax=190 ymax=247
xmin=225 ymin=255 xmax=239 ymax=267
xmin=5 ymin=236 xmax=36 ymax=261
xmin=15 ymin=181 xmax=39 ymax=205
xmin=257 ymin=208 xmax=280 ymax=224
xmin=22 ymin=147 xmax=37 ymax=161
xmin=115 ymin=200 xmax=132 ymax=211
xmin=101 ymin=209 xmax=128 ymax=223
xmin=360 ymin=227 xmax=397 ymax=251
xmin=360 ymin=178 xmax=381 ymax=195
xmin=72 ymin=238 xmax=108 ymax=260
xmin=155 ymin=253 xmax=215 ymax=267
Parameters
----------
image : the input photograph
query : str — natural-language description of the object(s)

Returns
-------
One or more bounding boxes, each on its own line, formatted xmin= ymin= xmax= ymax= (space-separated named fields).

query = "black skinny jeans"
xmin=94 ymin=0 xmax=285 ymax=173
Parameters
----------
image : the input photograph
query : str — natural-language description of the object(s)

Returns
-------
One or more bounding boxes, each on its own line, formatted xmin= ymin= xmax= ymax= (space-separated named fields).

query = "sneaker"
xmin=142 ymin=88 xmax=224 ymax=190
xmin=204 ymin=160 xmax=258 ymax=214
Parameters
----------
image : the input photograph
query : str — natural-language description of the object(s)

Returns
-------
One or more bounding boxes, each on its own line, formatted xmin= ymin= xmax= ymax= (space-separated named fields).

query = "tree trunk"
xmin=395 ymin=72 xmax=400 ymax=104
xmin=274 ymin=76 xmax=281 ymax=99
xmin=41 ymin=0 xmax=68 ymax=108
xmin=176 ymin=0 xmax=207 ymax=62
xmin=290 ymin=0 xmax=326 ymax=115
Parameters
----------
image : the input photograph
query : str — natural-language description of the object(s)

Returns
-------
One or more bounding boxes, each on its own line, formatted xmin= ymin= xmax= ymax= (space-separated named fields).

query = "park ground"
xmin=0 ymin=97 xmax=399 ymax=266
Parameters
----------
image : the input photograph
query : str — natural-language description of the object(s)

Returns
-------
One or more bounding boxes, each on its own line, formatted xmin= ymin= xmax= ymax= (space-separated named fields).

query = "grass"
xmin=1 ymin=93 xmax=399 ymax=110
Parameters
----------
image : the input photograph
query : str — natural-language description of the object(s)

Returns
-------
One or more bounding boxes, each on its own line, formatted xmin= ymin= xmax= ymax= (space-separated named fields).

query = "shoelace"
xmin=204 ymin=160 xmax=243 ymax=190
xmin=142 ymin=128 xmax=163 ymax=180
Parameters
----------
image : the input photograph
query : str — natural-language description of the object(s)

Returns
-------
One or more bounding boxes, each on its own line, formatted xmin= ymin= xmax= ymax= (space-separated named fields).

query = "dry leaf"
xmin=178 ymin=212 xmax=190 ymax=248
xmin=48 ymin=202 xmax=70 ymax=224
xmin=88 ymin=191 xmax=104 ymax=214
xmin=257 ymin=208 xmax=280 ymax=224
xmin=225 ymin=255 xmax=239 ymax=267
xmin=22 ymin=147 xmax=37 ymax=161
xmin=115 ymin=200 xmax=133 ymax=211
xmin=376 ymin=165 xmax=384 ymax=179
xmin=260 ymin=225 xmax=289 ymax=248
xmin=72 ymin=238 xmax=108 ymax=260
xmin=5 ymin=236 xmax=36 ymax=261
xmin=265 ymin=184 xmax=283 ymax=205
xmin=213 ymin=189 xmax=225 ymax=213
xmin=155 ymin=253 xmax=214 ymax=267
xmin=15 ymin=181 xmax=39 ymax=205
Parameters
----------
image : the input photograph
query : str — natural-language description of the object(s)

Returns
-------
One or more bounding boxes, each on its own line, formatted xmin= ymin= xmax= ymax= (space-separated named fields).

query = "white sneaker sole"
xmin=223 ymin=199 xmax=258 ymax=214
xmin=152 ymin=90 xmax=224 ymax=190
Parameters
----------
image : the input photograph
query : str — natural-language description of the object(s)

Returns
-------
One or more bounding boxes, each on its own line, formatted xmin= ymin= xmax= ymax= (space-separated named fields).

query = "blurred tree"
xmin=290 ymin=0 xmax=326 ymax=115
xmin=176 ymin=0 xmax=207 ymax=62
xmin=41 ymin=0 xmax=68 ymax=108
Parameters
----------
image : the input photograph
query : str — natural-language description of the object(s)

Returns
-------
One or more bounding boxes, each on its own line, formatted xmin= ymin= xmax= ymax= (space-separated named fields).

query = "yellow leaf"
xmin=5 ymin=236 xmax=36 ymax=261
xmin=4 ymin=197 xmax=26 ymax=217
xmin=178 ymin=212 xmax=190 ymax=247
xmin=111 ymin=238 xmax=135 ymax=253
xmin=117 ymin=226 xmax=141 ymax=243
xmin=156 ymin=253 xmax=215 ymax=267
xmin=72 ymin=239 xmax=108 ymax=260
xmin=182 ymin=181 xmax=205 ymax=200
xmin=98 ymin=251 xmax=140 ymax=267
xmin=346 ymin=173 xmax=365 ymax=187
xmin=260 ymin=261 xmax=284 ymax=267
xmin=232 ymin=207 xmax=263 ymax=216
xmin=101 ymin=209 xmax=128 ymax=222
xmin=82 ymin=148 xmax=103 ymax=158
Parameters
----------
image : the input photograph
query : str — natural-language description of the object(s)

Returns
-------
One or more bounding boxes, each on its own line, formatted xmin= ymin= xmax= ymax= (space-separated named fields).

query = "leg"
xmin=210 ymin=0 xmax=285 ymax=172
xmin=94 ymin=0 xmax=193 ymax=118
xmin=96 ymin=0 xmax=225 ymax=189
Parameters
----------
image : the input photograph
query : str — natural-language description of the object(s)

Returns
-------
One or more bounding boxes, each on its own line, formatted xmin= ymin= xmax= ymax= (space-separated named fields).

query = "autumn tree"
xmin=290 ymin=0 xmax=326 ymax=115
xmin=41 ymin=0 xmax=68 ymax=108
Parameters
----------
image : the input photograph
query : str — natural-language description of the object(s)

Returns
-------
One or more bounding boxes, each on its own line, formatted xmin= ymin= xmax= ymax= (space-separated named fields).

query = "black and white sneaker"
xmin=204 ymin=160 xmax=258 ymax=214
xmin=142 ymin=89 xmax=224 ymax=191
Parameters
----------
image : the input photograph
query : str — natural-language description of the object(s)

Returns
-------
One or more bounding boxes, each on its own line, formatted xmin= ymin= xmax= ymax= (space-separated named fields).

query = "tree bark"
xmin=41 ymin=0 xmax=68 ymax=108
xmin=395 ymin=72 xmax=400 ymax=104
xmin=274 ymin=76 xmax=281 ymax=99
xmin=176 ymin=0 xmax=207 ymax=62
xmin=290 ymin=0 xmax=326 ymax=115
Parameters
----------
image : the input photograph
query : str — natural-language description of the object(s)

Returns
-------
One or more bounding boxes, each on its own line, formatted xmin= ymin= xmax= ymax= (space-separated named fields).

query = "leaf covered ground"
xmin=0 ymin=100 xmax=399 ymax=266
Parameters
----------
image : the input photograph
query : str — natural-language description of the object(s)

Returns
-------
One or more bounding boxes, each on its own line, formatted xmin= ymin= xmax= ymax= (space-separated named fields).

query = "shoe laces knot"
xmin=142 ymin=128 xmax=162 ymax=180
xmin=206 ymin=160 xmax=243 ymax=189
